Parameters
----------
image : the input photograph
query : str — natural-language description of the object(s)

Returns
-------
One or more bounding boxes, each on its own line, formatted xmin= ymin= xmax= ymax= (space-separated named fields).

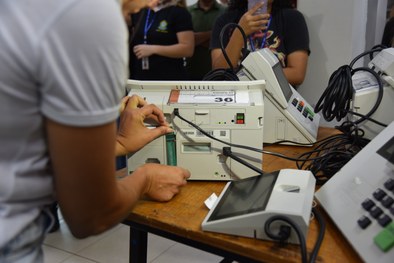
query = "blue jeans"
xmin=0 ymin=208 xmax=53 ymax=263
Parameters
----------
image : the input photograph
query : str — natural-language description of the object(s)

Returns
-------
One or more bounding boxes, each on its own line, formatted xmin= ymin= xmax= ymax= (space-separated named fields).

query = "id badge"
xmin=142 ymin=57 xmax=149 ymax=70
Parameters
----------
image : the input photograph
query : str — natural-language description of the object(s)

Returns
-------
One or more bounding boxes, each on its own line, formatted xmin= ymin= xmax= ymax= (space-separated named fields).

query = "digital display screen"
xmin=207 ymin=171 xmax=279 ymax=221
xmin=377 ymin=136 xmax=394 ymax=166
xmin=272 ymin=62 xmax=293 ymax=102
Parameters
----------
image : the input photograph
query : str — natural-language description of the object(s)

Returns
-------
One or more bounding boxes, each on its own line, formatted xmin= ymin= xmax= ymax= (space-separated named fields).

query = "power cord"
xmin=174 ymin=108 xmax=373 ymax=185
xmin=203 ymin=23 xmax=248 ymax=81
xmin=222 ymin=147 xmax=263 ymax=175
xmin=268 ymin=124 xmax=370 ymax=185
xmin=173 ymin=109 xmax=327 ymax=261
xmin=173 ymin=108 xmax=351 ymax=168
xmin=314 ymin=46 xmax=385 ymax=129
xmin=264 ymin=207 xmax=325 ymax=263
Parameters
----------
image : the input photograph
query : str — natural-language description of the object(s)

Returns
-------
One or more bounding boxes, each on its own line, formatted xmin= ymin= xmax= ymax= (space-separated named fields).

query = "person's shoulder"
xmin=281 ymin=8 xmax=305 ymax=19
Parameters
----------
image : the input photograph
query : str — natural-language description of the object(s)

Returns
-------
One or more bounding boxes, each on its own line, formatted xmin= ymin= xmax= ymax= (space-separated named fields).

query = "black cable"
xmin=368 ymin=44 xmax=387 ymax=61
xmin=264 ymin=215 xmax=307 ymax=263
xmin=347 ymin=110 xmax=388 ymax=127
xmin=314 ymin=46 xmax=385 ymax=130
xmin=173 ymin=108 xmax=261 ymax=152
xmin=173 ymin=109 xmax=358 ymax=165
xmin=222 ymin=147 xmax=264 ymax=175
xmin=309 ymin=208 xmax=326 ymax=263
xmin=203 ymin=23 xmax=247 ymax=81
xmin=202 ymin=68 xmax=240 ymax=81
xmin=295 ymin=126 xmax=370 ymax=185
xmin=173 ymin=109 xmax=371 ymax=184
xmin=219 ymin=23 xmax=247 ymax=71
xmin=350 ymin=67 xmax=384 ymax=126
xmin=264 ymin=207 xmax=325 ymax=263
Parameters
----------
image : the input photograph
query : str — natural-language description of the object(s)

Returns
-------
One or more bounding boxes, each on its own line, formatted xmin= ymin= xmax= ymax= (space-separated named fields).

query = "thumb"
xmin=148 ymin=126 xmax=174 ymax=139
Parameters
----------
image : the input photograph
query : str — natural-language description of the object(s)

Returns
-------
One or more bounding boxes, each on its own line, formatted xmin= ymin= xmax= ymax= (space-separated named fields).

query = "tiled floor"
xmin=43 ymin=212 xmax=224 ymax=263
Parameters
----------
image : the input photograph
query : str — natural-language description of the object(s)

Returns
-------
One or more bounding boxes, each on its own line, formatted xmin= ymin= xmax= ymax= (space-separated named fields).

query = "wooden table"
xmin=122 ymin=127 xmax=363 ymax=263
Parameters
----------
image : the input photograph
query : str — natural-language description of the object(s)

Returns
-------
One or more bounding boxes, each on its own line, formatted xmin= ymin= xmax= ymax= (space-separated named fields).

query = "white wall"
xmin=297 ymin=0 xmax=387 ymax=127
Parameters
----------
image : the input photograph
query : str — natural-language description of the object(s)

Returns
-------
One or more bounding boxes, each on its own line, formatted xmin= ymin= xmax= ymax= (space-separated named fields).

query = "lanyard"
xmin=249 ymin=17 xmax=271 ymax=52
xmin=143 ymin=9 xmax=155 ymax=44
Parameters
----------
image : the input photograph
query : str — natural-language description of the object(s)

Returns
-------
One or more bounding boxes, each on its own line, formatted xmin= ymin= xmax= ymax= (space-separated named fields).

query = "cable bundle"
xmin=295 ymin=124 xmax=370 ymax=185
xmin=314 ymin=45 xmax=386 ymax=131
xmin=203 ymin=23 xmax=247 ymax=81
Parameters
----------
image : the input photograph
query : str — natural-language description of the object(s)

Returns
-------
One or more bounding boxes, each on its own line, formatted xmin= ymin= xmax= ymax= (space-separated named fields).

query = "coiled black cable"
xmin=203 ymin=23 xmax=247 ymax=81
xmin=314 ymin=46 xmax=385 ymax=130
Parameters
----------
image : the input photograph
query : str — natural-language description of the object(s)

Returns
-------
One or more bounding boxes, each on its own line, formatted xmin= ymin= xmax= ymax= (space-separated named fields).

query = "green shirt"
xmin=187 ymin=1 xmax=225 ymax=79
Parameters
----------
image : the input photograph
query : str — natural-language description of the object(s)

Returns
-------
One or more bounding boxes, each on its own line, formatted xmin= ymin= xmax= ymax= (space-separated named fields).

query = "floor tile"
xmin=62 ymin=255 xmax=98 ymax=263
xmin=75 ymin=224 xmax=130 ymax=263
xmin=44 ymin=218 xmax=122 ymax=254
xmin=151 ymin=242 xmax=223 ymax=263
xmin=146 ymin=233 xmax=177 ymax=262
xmin=43 ymin=210 xmax=222 ymax=263
xmin=43 ymin=245 xmax=73 ymax=263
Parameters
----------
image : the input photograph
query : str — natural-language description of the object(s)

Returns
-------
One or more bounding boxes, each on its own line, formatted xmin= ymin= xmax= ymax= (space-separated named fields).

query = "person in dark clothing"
xmin=382 ymin=16 xmax=394 ymax=47
xmin=210 ymin=0 xmax=310 ymax=86
xmin=129 ymin=0 xmax=194 ymax=80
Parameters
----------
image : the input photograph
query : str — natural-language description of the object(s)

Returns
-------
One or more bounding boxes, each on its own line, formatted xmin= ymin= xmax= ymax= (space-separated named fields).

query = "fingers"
xmin=120 ymin=95 xmax=147 ymax=113
xmin=182 ymin=168 xmax=191 ymax=180
xmin=139 ymin=104 xmax=169 ymax=126
xmin=122 ymin=94 xmax=170 ymax=129
xmin=142 ymin=164 xmax=191 ymax=202
xmin=127 ymin=94 xmax=148 ymax=108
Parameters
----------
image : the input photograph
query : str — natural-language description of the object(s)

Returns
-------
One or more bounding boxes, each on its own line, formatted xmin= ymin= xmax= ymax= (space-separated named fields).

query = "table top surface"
xmin=123 ymin=127 xmax=363 ymax=263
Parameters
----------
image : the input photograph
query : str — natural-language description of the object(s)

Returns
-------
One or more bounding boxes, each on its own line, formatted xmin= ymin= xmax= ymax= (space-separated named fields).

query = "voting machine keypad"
xmin=291 ymin=98 xmax=315 ymax=122
xmin=358 ymin=178 xmax=394 ymax=252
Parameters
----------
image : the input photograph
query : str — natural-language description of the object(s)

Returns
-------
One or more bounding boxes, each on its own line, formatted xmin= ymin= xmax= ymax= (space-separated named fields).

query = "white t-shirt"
xmin=0 ymin=0 xmax=128 ymax=247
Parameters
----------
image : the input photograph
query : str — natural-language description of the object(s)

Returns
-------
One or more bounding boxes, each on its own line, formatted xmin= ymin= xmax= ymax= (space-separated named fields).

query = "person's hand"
xmin=133 ymin=44 xmax=156 ymax=59
xmin=116 ymin=95 xmax=172 ymax=156
xmin=136 ymin=163 xmax=191 ymax=202
xmin=122 ymin=0 xmax=159 ymax=16
xmin=238 ymin=2 xmax=270 ymax=36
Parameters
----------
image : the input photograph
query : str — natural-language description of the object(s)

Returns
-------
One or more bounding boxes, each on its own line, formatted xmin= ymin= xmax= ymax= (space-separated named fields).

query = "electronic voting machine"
xmin=238 ymin=48 xmax=320 ymax=144
xmin=315 ymin=121 xmax=394 ymax=263
xmin=202 ymin=169 xmax=316 ymax=244
xmin=125 ymin=80 xmax=265 ymax=181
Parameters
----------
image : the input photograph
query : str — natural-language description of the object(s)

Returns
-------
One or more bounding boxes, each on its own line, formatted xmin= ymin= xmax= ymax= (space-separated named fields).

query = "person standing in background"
xmin=187 ymin=0 xmax=226 ymax=80
xmin=210 ymin=0 xmax=310 ymax=86
xmin=129 ymin=0 xmax=194 ymax=80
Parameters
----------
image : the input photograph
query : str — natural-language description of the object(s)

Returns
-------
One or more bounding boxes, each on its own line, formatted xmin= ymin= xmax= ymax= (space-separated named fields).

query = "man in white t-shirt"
xmin=0 ymin=0 xmax=190 ymax=262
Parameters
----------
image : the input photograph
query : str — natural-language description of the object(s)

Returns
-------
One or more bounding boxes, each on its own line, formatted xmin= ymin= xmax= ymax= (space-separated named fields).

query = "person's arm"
xmin=211 ymin=3 xmax=269 ymax=69
xmin=283 ymin=50 xmax=309 ymax=86
xmin=194 ymin=31 xmax=211 ymax=47
xmin=133 ymin=30 xmax=195 ymax=59
xmin=46 ymin=116 xmax=190 ymax=238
